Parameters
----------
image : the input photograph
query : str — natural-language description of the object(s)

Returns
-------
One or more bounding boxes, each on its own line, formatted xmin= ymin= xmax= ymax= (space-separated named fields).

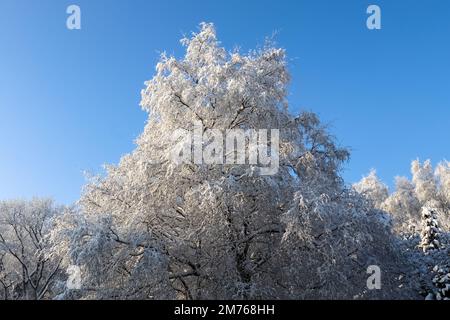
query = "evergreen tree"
xmin=419 ymin=205 xmax=442 ymax=253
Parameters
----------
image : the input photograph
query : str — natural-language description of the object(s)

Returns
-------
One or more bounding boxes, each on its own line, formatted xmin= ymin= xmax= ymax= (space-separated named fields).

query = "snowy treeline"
xmin=353 ymin=160 xmax=450 ymax=299
xmin=0 ymin=23 xmax=448 ymax=300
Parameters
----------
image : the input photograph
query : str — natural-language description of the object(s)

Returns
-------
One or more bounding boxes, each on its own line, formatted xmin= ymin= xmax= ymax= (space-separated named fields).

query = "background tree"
xmin=0 ymin=199 xmax=64 ymax=300
xmin=356 ymin=160 xmax=450 ymax=235
xmin=355 ymin=160 xmax=450 ymax=299
xmin=419 ymin=204 xmax=443 ymax=253
xmin=352 ymin=170 xmax=389 ymax=209
xmin=382 ymin=176 xmax=422 ymax=234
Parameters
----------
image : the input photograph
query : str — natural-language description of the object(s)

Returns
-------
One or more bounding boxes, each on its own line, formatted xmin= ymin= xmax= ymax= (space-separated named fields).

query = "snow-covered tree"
xmin=435 ymin=161 xmax=450 ymax=230
xmin=49 ymin=23 xmax=417 ymax=300
xmin=363 ymin=160 xmax=450 ymax=236
xmin=412 ymin=160 xmax=438 ymax=204
xmin=430 ymin=264 xmax=450 ymax=300
xmin=352 ymin=170 xmax=389 ymax=209
xmin=382 ymin=176 xmax=422 ymax=234
xmin=0 ymin=199 xmax=64 ymax=300
xmin=419 ymin=204 xmax=443 ymax=253
xmin=359 ymin=160 xmax=450 ymax=300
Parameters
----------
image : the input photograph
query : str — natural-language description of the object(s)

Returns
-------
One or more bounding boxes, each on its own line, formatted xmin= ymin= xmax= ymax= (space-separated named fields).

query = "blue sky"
xmin=0 ymin=0 xmax=449 ymax=204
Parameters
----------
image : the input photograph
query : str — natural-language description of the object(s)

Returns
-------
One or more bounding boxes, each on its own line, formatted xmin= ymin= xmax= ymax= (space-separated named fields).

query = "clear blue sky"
xmin=0 ymin=0 xmax=449 ymax=204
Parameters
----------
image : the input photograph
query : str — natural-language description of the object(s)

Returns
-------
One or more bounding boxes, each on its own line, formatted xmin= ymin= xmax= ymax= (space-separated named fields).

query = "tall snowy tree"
xmin=417 ymin=203 xmax=448 ymax=300
xmin=52 ymin=23 xmax=416 ymax=300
